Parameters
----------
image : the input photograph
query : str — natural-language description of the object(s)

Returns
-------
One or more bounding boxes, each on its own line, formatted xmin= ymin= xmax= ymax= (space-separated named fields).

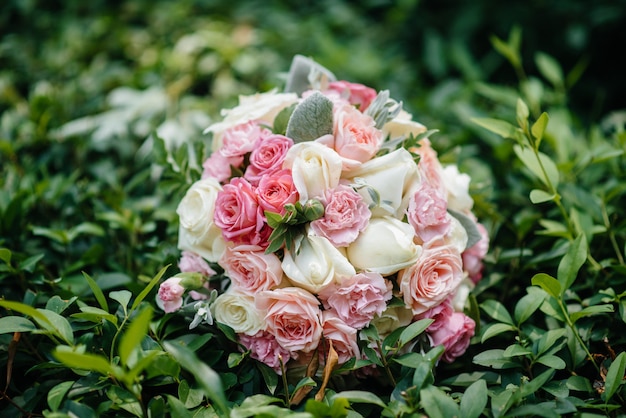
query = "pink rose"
xmin=414 ymin=138 xmax=446 ymax=196
xmin=429 ymin=312 xmax=476 ymax=363
xmin=239 ymin=331 xmax=292 ymax=374
xmin=325 ymin=104 xmax=384 ymax=165
xmin=321 ymin=310 xmax=360 ymax=365
xmin=309 ymin=184 xmax=371 ymax=247
xmin=326 ymin=81 xmax=377 ymax=111
xmin=414 ymin=297 xmax=454 ymax=332
xmin=157 ymin=277 xmax=185 ymax=313
xmin=220 ymin=120 xmax=269 ymax=159
xmin=407 ymin=183 xmax=451 ymax=244
xmin=463 ymin=222 xmax=489 ymax=283
xmin=245 ymin=134 xmax=294 ymax=185
xmin=397 ymin=243 xmax=464 ymax=315
xmin=178 ymin=250 xmax=216 ymax=278
xmin=213 ymin=178 xmax=266 ymax=246
xmin=219 ymin=245 xmax=284 ymax=296
xmin=202 ymin=152 xmax=241 ymax=184
xmin=255 ymin=169 xmax=299 ymax=215
xmin=318 ymin=272 xmax=392 ymax=329
xmin=256 ymin=287 xmax=323 ymax=353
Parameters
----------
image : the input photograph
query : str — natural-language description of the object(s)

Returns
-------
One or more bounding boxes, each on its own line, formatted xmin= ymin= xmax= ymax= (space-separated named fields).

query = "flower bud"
xmin=302 ymin=199 xmax=325 ymax=221
xmin=174 ymin=272 xmax=206 ymax=290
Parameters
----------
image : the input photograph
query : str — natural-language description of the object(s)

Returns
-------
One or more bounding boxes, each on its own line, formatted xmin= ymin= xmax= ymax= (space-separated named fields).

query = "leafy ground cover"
xmin=1 ymin=1 xmax=626 ymax=416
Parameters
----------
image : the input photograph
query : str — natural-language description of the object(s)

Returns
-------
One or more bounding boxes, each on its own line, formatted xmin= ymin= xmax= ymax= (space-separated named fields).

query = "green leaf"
xmin=535 ymin=52 xmax=564 ymax=88
xmin=516 ymin=98 xmax=529 ymax=130
xmin=529 ymin=189 xmax=555 ymax=204
xmin=514 ymin=144 xmax=560 ymax=188
xmin=570 ymin=304 xmax=614 ymax=324
xmin=514 ymin=288 xmax=546 ymax=324
xmin=19 ymin=253 xmax=44 ymax=272
xmin=460 ymin=380 xmax=488 ymax=418
xmin=481 ymin=323 xmax=516 ymax=343
xmin=398 ymin=318 xmax=433 ymax=348
xmin=536 ymin=329 xmax=567 ymax=356
xmin=131 ymin=265 xmax=170 ymax=311
xmin=531 ymin=112 xmax=550 ymax=146
xmin=106 ymin=386 xmax=143 ymax=417
xmin=45 ymin=295 xmax=77 ymax=315
xmin=285 ymin=91 xmax=333 ymax=143
xmin=47 ymin=381 xmax=74 ymax=412
xmin=473 ymin=349 xmax=520 ymax=369
xmin=73 ymin=306 xmax=118 ymax=325
xmin=36 ymin=308 xmax=74 ymax=345
xmin=520 ymin=369 xmax=555 ymax=397
xmin=536 ymin=354 xmax=566 ymax=369
xmin=503 ymin=344 xmax=532 ymax=357
xmin=448 ymin=209 xmax=482 ymax=249
xmin=471 ymin=117 xmax=519 ymax=139
xmin=531 ymin=273 xmax=561 ymax=299
xmin=480 ymin=300 xmax=514 ymax=325
xmin=0 ymin=248 xmax=11 ymax=265
xmin=556 ymin=234 xmax=587 ymax=294
xmin=166 ymin=395 xmax=194 ymax=418
xmin=0 ymin=316 xmax=36 ymax=334
xmin=420 ymin=385 xmax=459 ymax=418
xmin=119 ymin=306 xmax=153 ymax=367
xmin=164 ymin=341 xmax=230 ymax=418
xmin=110 ymin=290 xmax=132 ymax=311
xmin=83 ymin=271 xmax=109 ymax=312
xmin=272 ymin=103 xmax=296 ymax=135
xmin=53 ymin=347 xmax=118 ymax=377
xmin=331 ymin=390 xmax=386 ymax=408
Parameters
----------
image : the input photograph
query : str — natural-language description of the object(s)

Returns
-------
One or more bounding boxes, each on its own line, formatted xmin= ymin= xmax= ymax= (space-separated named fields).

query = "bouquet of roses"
xmin=156 ymin=55 xmax=489 ymax=379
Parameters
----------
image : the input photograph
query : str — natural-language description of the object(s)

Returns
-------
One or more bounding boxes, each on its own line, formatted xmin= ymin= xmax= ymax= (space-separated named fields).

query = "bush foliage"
xmin=1 ymin=1 xmax=626 ymax=417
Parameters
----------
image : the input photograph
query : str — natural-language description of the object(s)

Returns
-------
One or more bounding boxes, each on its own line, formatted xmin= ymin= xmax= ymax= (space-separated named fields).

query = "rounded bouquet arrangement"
xmin=156 ymin=55 xmax=489 ymax=394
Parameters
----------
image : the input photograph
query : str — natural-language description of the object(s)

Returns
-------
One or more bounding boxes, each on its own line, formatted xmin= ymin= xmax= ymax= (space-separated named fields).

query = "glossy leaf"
xmin=0 ymin=316 xmax=36 ymax=334
xmin=531 ymin=273 xmax=561 ymax=299
xmin=83 ymin=271 xmax=109 ymax=312
xmin=556 ymin=234 xmax=587 ymax=294
xmin=459 ymin=379 xmax=488 ymax=418
xmin=480 ymin=300 xmax=514 ymax=325
xmin=47 ymin=380 xmax=74 ymax=412
xmin=420 ymin=385 xmax=459 ymax=418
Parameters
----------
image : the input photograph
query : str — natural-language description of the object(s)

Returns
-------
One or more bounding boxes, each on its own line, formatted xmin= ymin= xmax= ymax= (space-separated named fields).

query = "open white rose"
xmin=346 ymin=216 xmax=422 ymax=275
xmin=442 ymin=165 xmax=473 ymax=213
xmin=204 ymin=89 xmax=299 ymax=150
xmin=441 ymin=216 xmax=469 ymax=253
xmin=177 ymin=178 xmax=226 ymax=262
xmin=381 ymin=110 xmax=427 ymax=141
xmin=282 ymin=233 xmax=356 ymax=294
xmin=212 ymin=291 xmax=264 ymax=336
xmin=283 ymin=141 xmax=343 ymax=202
xmin=345 ymin=148 xmax=420 ymax=218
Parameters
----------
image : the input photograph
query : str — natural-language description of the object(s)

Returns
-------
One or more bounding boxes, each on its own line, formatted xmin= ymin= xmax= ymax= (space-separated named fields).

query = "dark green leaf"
xmin=420 ymin=385 xmax=459 ymax=418
xmin=531 ymin=273 xmax=561 ymax=299
xmin=481 ymin=323 xmax=517 ymax=343
xmin=514 ymin=288 xmax=546 ymax=324
xmin=569 ymin=304 xmax=614 ymax=324
xmin=556 ymin=234 xmax=587 ymax=294
xmin=473 ymin=349 xmax=520 ymax=369
xmin=47 ymin=380 xmax=74 ymax=412
xmin=398 ymin=318 xmax=432 ymax=348
xmin=459 ymin=380 xmax=488 ymax=418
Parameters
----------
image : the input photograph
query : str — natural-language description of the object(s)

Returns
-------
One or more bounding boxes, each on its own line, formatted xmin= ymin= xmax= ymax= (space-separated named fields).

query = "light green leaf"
xmin=529 ymin=189 xmax=555 ymax=204
xmin=106 ymin=386 xmax=143 ymax=417
xmin=471 ymin=117 xmax=519 ymax=140
xmin=83 ymin=271 xmax=109 ymax=312
xmin=331 ymin=390 xmax=386 ymax=408
xmin=536 ymin=354 xmax=566 ymax=369
xmin=557 ymin=234 xmax=587 ymax=294
xmin=47 ymin=381 xmax=74 ymax=412
xmin=119 ymin=306 xmax=152 ymax=367
xmin=520 ymin=369 xmax=555 ymax=397
xmin=164 ymin=341 xmax=229 ymax=418
xmin=516 ymin=98 xmax=529 ymax=130
xmin=570 ymin=304 xmax=614 ymax=324
xmin=73 ymin=306 xmax=118 ymax=325
xmin=110 ymin=290 xmax=132 ymax=311
xmin=531 ymin=273 xmax=561 ymax=299
xmin=481 ymin=323 xmax=516 ymax=343
xmin=531 ymin=112 xmax=550 ymax=146
xmin=460 ymin=379 xmax=488 ymax=418
xmin=473 ymin=349 xmax=520 ymax=369
xmin=131 ymin=265 xmax=170 ymax=311
xmin=45 ymin=295 xmax=77 ymax=315
xmin=480 ymin=300 xmax=514 ymax=325
xmin=0 ymin=248 xmax=11 ymax=265
xmin=420 ymin=385 xmax=459 ymax=418
xmin=536 ymin=329 xmax=567 ymax=356
xmin=285 ymin=91 xmax=333 ymax=143
xmin=535 ymin=52 xmax=564 ymax=88
xmin=503 ymin=344 xmax=532 ymax=358
xmin=398 ymin=318 xmax=433 ymax=348
xmin=53 ymin=347 xmax=118 ymax=377
xmin=166 ymin=395 xmax=194 ymax=418
xmin=36 ymin=308 xmax=74 ymax=345
xmin=514 ymin=287 xmax=546 ymax=325
xmin=0 ymin=316 xmax=36 ymax=334
xmin=514 ymin=144 xmax=560 ymax=189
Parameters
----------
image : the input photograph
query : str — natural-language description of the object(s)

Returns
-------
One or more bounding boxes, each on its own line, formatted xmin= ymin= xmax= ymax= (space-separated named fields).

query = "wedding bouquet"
xmin=156 ymin=55 xmax=489 ymax=379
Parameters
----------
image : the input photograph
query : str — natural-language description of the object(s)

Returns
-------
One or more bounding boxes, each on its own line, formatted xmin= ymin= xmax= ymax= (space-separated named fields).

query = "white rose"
xmin=370 ymin=305 xmax=413 ymax=336
xmin=212 ymin=291 xmax=264 ymax=336
xmin=282 ymin=233 xmax=356 ymax=294
xmin=177 ymin=178 xmax=226 ymax=262
xmin=204 ymin=89 xmax=299 ymax=150
xmin=442 ymin=165 xmax=473 ymax=213
xmin=283 ymin=142 xmax=343 ymax=202
xmin=346 ymin=217 xmax=422 ymax=275
xmin=441 ymin=216 xmax=469 ymax=253
xmin=452 ymin=277 xmax=474 ymax=312
xmin=381 ymin=110 xmax=427 ymax=141
xmin=345 ymin=148 xmax=420 ymax=218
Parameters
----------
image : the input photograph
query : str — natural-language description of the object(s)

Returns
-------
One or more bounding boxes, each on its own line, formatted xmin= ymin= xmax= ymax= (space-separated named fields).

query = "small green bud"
xmin=175 ymin=272 xmax=205 ymax=290
xmin=302 ymin=199 xmax=325 ymax=221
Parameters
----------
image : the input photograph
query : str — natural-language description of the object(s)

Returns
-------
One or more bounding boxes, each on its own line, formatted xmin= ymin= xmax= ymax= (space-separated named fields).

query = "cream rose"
xmin=346 ymin=217 xmax=422 ymax=275
xmin=282 ymin=142 xmax=343 ymax=202
xmin=441 ymin=216 xmax=469 ymax=253
xmin=282 ymin=233 xmax=356 ymax=294
xmin=345 ymin=148 xmax=420 ymax=218
xmin=442 ymin=165 xmax=473 ymax=213
xmin=204 ymin=90 xmax=299 ymax=150
xmin=212 ymin=291 xmax=264 ymax=336
xmin=177 ymin=178 xmax=226 ymax=262
xmin=381 ymin=110 xmax=427 ymax=141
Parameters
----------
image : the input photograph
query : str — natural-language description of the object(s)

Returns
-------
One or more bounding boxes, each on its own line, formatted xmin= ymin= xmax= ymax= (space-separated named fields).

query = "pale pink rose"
xmin=414 ymin=297 xmax=454 ymax=332
xmin=256 ymin=287 xmax=323 ymax=353
xmin=157 ymin=277 xmax=185 ymax=313
xmin=219 ymin=245 xmax=283 ymax=296
xmin=239 ymin=331 xmax=292 ymax=374
xmin=329 ymin=104 xmax=384 ymax=165
xmin=201 ymin=152 xmax=240 ymax=183
xmin=326 ymin=81 xmax=377 ymax=111
xmin=318 ymin=272 xmax=392 ymax=329
xmin=178 ymin=251 xmax=216 ymax=278
xmin=213 ymin=178 xmax=266 ymax=246
xmin=463 ymin=222 xmax=489 ymax=283
xmin=309 ymin=185 xmax=371 ymax=247
xmin=321 ymin=310 xmax=360 ymax=365
xmin=397 ymin=243 xmax=464 ymax=315
xmin=220 ymin=120 xmax=269 ymax=159
xmin=429 ymin=312 xmax=476 ymax=363
xmin=407 ymin=183 xmax=451 ymax=244
xmin=255 ymin=169 xmax=299 ymax=215
xmin=245 ymin=134 xmax=294 ymax=185
xmin=414 ymin=138 xmax=446 ymax=196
